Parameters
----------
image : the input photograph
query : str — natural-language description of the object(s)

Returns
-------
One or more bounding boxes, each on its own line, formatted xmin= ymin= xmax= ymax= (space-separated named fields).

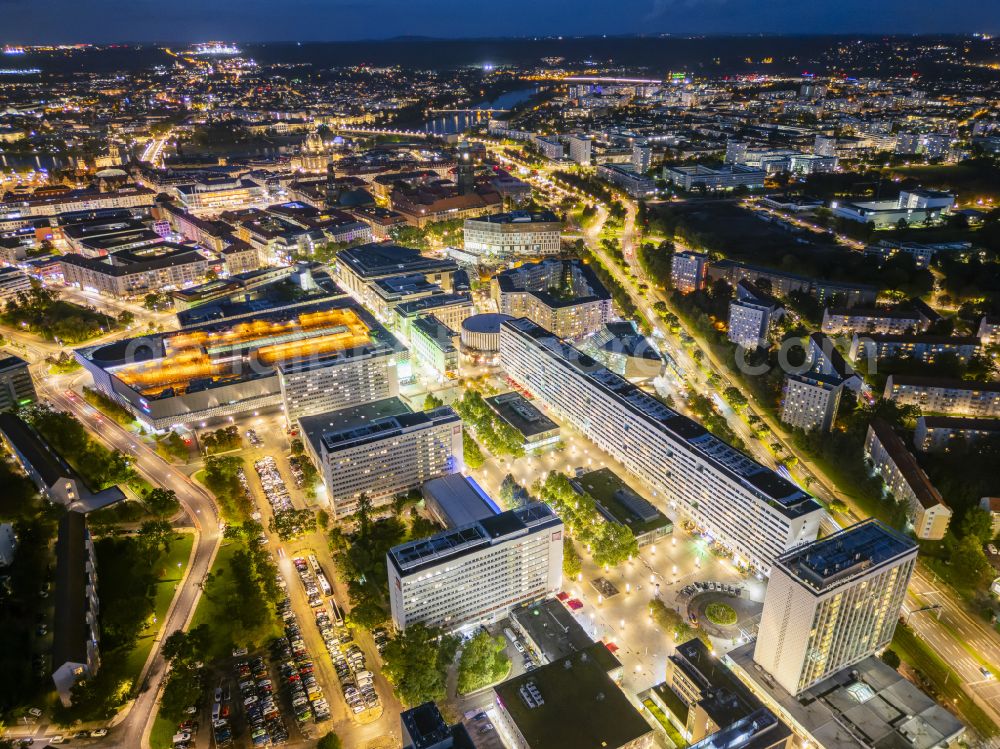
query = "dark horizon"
xmin=1 ymin=0 xmax=999 ymax=46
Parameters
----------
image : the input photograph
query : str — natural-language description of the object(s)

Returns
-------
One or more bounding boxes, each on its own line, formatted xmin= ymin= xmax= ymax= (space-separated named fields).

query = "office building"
xmin=913 ymin=415 xmax=1000 ymax=452
xmin=650 ymin=638 xmax=791 ymax=748
xmin=387 ymin=503 xmax=563 ymax=631
xmin=671 ymin=251 xmax=709 ymax=293
xmin=52 ymin=511 xmax=101 ymax=707
xmin=532 ymin=136 xmax=565 ymax=160
xmin=780 ymin=371 xmax=843 ymax=433
xmin=410 ymin=315 xmax=459 ymax=377
xmin=499 ymin=318 xmax=822 ymax=572
xmin=978 ymin=316 xmax=1000 ymax=346
xmin=299 ymin=397 xmax=462 ymax=518
xmin=492 ymin=643 xmax=654 ymax=749
xmin=753 ymin=520 xmax=916 ymax=696
xmin=0 ymin=413 xmax=125 ymax=512
xmin=727 ymin=281 xmax=783 ymax=349
xmin=596 ymin=163 xmax=656 ymax=198
xmin=865 ymin=239 xmax=969 ymax=270
xmin=0 ymin=266 xmax=31 ymax=301
xmin=566 ymin=134 xmax=592 ymax=166
xmin=462 ymin=210 xmax=561 ymax=264
xmin=76 ymin=297 xmax=405 ymax=429
xmin=580 ymin=321 xmax=665 ymax=380
xmin=883 ymin=375 xmax=1000 ymax=418
xmin=0 ymin=522 xmax=15 ymax=567
xmin=663 ymin=164 xmax=765 ymax=192
xmin=401 ymin=702 xmax=474 ymax=749
xmin=333 ymin=242 xmax=459 ymax=302
xmin=491 ymin=259 xmax=612 ymax=339
xmin=60 ymin=243 xmax=209 ymax=298
xmin=980 ymin=497 xmax=1000 ymax=538
xmin=395 ymin=293 xmax=475 ymax=342
xmin=174 ymin=176 xmax=265 ymax=215
xmin=574 ymin=468 xmax=672 ymax=548
xmin=864 ymin=420 xmax=952 ymax=540
xmin=459 ymin=313 xmax=515 ymax=361
xmin=849 ymin=333 xmax=980 ymax=365
xmin=0 ymin=354 xmax=36 ymax=412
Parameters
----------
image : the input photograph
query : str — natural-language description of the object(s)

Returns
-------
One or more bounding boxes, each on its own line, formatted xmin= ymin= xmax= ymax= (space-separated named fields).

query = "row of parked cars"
xmin=254 ymin=457 xmax=294 ymax=517
xmin=290 ymin=557 xmax=380 ymax=715
xmin=679 ymin=581 xmax=744 ymax=598
xmin=235 ymin=652 xmax=290 ymax=747
xmin=274 ymin=596 xmax=331 ymax=724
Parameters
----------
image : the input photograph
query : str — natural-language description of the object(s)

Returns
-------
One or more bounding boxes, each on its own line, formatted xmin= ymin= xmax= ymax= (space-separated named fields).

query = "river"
xmin=422 ymin=87 xmax=540 ymax=135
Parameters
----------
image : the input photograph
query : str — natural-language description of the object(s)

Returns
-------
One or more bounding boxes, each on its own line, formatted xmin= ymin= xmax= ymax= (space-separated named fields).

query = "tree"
xmin=457 ymin=630 xmax=510 ymax=694
xmin=137 ymin=519 xmax=173 ymax=555
xmin=723 ymin=386 xmax=748 ymax=409
xmin=563 ymin=538 xmax=582 ymax=579
xmin=960 ymin=508 xmax=995 ymax=544
xmin=144 ymin=487 xmax=181 ymax=517
xmin=880 ymin=649 xmax=901 ymax=670
xmin=952 ymin=534 xmax=992 ymax=587
xmin=463 ymin=432 xmax=485 ymax=470
xmin=592 ymin=522 xmax=639 ymax=568
xmin=317 ymin=733 xmax=343 ymax=749
xmin=423 ymin=393 xmax=444 ymax=411
xmin=381 ymin=623 xmax=459 ymax=706
xmin=356 ymin=493 xmax=373 ymax=541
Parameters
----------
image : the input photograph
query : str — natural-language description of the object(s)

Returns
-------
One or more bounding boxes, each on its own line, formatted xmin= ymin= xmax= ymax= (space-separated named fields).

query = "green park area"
xmin=1 ymin=286 xmax=131 ymax=343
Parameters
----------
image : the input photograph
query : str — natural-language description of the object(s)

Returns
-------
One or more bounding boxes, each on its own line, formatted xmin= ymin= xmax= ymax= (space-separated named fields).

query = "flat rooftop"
xmin=299 ymin=396 xmax=412 ymax=459
xmin=503 ymin=318 xmax=820 ymax=518
xmin=388 ymin=504 xmax=560 ymax=578
xmin=727 ymin=645 xmax=964 ymax=749
xmin=421 ymin=474 xmax=500 ymax=529
xmin=485 ymin=391 xmax=558 ymax=439
xmin=775 ymin=518 xmax=916 ymax=593
xmin=337 ymin=242 xmax=457 ymax=279
xmin=510 ymin=598 xmax=594 ymax=664
xmin=493 ymin=643 xmax=651 ymax=749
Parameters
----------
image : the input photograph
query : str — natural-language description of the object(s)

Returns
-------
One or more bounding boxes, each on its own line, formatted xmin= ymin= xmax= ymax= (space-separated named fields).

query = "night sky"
xmin=2 ymin=0 xmax=999 ymax=43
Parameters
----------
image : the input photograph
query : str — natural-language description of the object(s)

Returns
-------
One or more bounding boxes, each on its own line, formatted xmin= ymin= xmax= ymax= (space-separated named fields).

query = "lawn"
xmin=642 ymin=698 xmax=688 ymax=748
xmin=892 ymin=623 xmax=998 ymax=738
xmin=124 ymin=533 xmax=195 ymax=683
xmin=188 ymin=540 xmax=283 ymax=660
xmin=150 ymin=712 xmax=178 ymax=749
xmin=704 ymin=602 xmax=737 ymax=627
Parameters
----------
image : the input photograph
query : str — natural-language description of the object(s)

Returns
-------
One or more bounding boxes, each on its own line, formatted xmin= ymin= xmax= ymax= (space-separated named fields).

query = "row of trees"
xmin=24 ymin=405 xmax=136 ymax=491
xmin=535 ymin=472 xmax=638 ymax=568
xmin=453 ymin=390 xmax=524 ymax=459
xmin=201 ymin=455 xmax=252 ymax=522
xmin=201 ymin=425 xmax=242 ymax=454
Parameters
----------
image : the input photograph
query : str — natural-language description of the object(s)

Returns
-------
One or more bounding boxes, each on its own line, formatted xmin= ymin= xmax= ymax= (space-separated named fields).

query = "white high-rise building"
xmin=387 ymin=504 xmax=563 ymax=631
xmin=566 ymin=134 xmax=592 ymax=166
xmin=499 ymin=318 xmax=823 ymax=572
xmin=753 ymin=520 xmax=916 ymax=696
xmin=632 ymin=143 xmax=652 ymax=174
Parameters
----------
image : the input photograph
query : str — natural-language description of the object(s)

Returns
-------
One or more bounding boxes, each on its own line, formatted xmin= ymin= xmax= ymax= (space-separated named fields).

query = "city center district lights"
xmin=0 ymin=30 xmax=996 ymax=749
